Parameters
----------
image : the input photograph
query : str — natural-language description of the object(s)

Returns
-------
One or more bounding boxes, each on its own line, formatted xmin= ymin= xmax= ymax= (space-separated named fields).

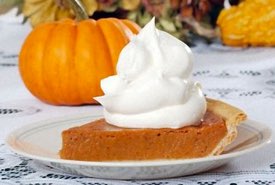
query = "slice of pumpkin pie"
xmin=60 ymin=99 xmax=246 ymax=161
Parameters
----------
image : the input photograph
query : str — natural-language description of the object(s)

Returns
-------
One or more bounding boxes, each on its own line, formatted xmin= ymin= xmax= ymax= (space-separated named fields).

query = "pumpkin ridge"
xmin=40 ymin=23 xmax=60 ymax=104
xmin=110 ymin=18 xmax=133 ymax=42
xmin=20 ymin=23 xmax=57 ymax=104
xmin=91 ymin=20 xmax=112 ymax=99
xmin=71 ymin=22 xmax=85 ymax=104
xmin=121 ymin=19 xmax=140 ymax=34
xmin=57 ymin=21 xmax=78 ymax=105
xmin=98 ymin=19 xmax=129 ymax=73
xmin=41 ymin=22 xmax=74 ymax=105
xmin=96 ymin=20 xmax=115 ymax=73
xmin=73 ymin=20 xmax=95 ymax=104
xmin=88 ymin=21 xmax=101 ymax=100
xmin=66 ymin=22 xmax=82 ymax=104
xmin=75 ymin=20 xmax=107 ymax=104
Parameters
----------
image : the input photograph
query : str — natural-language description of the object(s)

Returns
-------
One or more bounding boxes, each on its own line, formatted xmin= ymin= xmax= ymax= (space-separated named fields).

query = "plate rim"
xmin=5 ymin=114 xmax=272 ymax=167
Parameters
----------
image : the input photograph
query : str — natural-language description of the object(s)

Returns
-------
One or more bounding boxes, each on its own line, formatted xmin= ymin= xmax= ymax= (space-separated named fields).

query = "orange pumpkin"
xmin=19 ymin=18 xmax=140 ymax=105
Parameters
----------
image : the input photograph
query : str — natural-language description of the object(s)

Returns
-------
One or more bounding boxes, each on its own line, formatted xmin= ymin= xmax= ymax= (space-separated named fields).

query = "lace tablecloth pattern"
xmin=0 ymin=12 xmax=275 ymax=185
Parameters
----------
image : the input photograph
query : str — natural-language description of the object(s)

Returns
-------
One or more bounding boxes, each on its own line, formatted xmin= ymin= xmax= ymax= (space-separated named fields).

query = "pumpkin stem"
xmin=66 ymin=0 xmax=89 ymax=21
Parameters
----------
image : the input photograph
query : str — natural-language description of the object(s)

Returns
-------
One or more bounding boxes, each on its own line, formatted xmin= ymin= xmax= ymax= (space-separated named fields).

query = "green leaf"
xmin=138 ymin=10 xmax=152 ymax=27
xmin=0 ymin=0 xmax=23 ymax=14
xmin=159 ymin=18 xmax=177 ymax=32
xmin=127 ymin=11 xmax=138 ymax=21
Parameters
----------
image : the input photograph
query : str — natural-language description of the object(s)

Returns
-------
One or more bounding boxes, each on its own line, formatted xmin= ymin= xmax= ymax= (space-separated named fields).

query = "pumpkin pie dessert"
xmin=60 ymin=18 xmax=247 ymax=161
xmin=60 ymin=99 xmax=246 ymax=161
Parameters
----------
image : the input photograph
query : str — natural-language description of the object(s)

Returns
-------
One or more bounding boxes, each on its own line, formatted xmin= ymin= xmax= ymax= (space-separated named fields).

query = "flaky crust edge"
xmin=206 ymin=98 xmax=247 ymax=156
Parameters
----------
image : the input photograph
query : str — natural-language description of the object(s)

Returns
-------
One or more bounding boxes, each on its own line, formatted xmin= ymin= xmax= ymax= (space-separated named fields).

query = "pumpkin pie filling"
xmin=60 ymin=99 xmax=246 ymax=161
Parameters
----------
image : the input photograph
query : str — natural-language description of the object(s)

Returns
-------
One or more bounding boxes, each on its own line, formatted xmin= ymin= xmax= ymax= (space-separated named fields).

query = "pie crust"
xmin=206 ymin=98 xmax=247 ymax=155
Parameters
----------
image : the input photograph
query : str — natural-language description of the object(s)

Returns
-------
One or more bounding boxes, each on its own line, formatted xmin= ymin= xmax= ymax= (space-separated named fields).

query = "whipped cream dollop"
xmin=95 ymin=18 xmax=206 ymax=129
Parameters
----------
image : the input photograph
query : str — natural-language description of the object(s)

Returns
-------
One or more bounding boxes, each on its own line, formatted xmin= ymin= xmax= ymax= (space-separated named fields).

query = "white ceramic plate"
xmin=6 ymin=115 xmax=272 ymax=180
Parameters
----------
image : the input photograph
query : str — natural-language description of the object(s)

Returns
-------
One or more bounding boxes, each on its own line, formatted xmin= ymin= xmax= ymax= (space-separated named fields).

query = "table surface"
xmin=0 ymin=11 xmax=275 ymax=185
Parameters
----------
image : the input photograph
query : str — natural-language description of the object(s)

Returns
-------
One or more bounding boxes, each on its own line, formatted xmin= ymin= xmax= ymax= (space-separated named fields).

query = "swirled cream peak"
xmin=95 ymin=18 xmax=206 ymax=129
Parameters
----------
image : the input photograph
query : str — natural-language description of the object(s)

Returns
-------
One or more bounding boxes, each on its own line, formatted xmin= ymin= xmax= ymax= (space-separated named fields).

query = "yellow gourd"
xmin=217 ymin=0 xmax=275 ymax=46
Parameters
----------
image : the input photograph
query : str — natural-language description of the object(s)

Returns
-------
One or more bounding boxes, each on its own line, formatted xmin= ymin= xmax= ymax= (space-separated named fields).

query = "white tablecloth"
xmin=0 ymin=11 xmax=275 ymax=185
